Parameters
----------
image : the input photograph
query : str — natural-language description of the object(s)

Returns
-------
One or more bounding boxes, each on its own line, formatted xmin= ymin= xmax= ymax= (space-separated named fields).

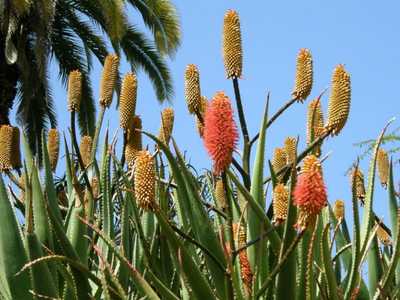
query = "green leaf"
xmin=0 ymin=174 xmax=32 ymax=300
xmin=320 ymin=223 xmax=339 ymax=300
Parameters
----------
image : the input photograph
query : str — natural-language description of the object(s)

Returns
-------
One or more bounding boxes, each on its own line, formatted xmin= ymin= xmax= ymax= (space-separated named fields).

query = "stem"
xmin=91 ymin=105 xmax=106 ymax=161
xmin=232 ymin=77 xmax=249 ymax=144
xmin=255 ymin=230 xmax=305 ymax=298
xmin=120 ymin=130 xmax=127 ymax=167
xmin=222 ymin=171 xmax=235 ymax=300
xmin=250 ymin=97 xmax=297 ymax=146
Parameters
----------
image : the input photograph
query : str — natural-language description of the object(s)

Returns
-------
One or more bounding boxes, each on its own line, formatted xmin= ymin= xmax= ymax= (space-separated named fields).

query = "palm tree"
xmin=0 ymin=0 xmax=180 ymax=154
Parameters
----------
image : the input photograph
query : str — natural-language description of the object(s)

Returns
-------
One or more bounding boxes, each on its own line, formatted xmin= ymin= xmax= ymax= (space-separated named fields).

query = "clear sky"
xmin=43 ymin=1 xmax=399 ymax=228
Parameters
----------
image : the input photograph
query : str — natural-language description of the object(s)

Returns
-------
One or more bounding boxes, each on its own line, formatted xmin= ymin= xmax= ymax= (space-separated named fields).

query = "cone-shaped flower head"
xmin=292 ymin=48 xmax=313 ymax=101
xmin=294 ymin=155 xmax=327 ymax=230
xmin=67 ymin=70 xmax=82 ymax=112
xmin=273 ymin=183 xmax=289 ymax=224
xmin=134 ymin=150 xmax=156 ymax=211
xmin=215 ymin=178 xmax=227 ymax=210
xmin=307 ymin=98 xmax=324 ymax=157
xmin=376 ymin=223 xmax=392 ymax=246
xmin=232 ymin=223 xmax=252 ymax=294
xmin=125 ymin=116 xmax=142 ymax=168
xmin=377 ymin=148 xmax=389 ymax=187
xmin=272 ymin=147 xmax=287 ymax=182
xmin=284 ymin=137 xmax=297 ymax=165
xmin=0 ymin=125 xmax=21 ymax=171
xmin=184 ymin=64 xmax=201 ymax=115
xmin=119 ymin=72 xmax=137 ymax=129
xmin=47 ymin=128 xmax=60 ymax=172
xmin=223 ymin=10 xmax=242 ymax=78
xmin=203 ymin=91 xmax=238 ymax=175
xmin=350 ymin=167 xmax=366 ymax=202
xmin=99 ymin=54 xmax=119 ymax=107
xmin=334 ymin=199 xmax=345 ymax=220
xmin=80 ymin=135 xmax=92 ymax=168
xmin=196 ymin=96 xmax=208 ymax=137
xmin=158 ymin=108 xmax=174 ymax=145
xmin=325 ymin=64 xmax=351 ymax=135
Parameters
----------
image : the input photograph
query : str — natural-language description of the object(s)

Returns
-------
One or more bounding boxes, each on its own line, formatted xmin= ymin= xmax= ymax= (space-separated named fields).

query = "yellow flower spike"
xmin=292 ymin=48 xmax=313 ymax=101
xmin=67 ymin=70 xmax=82 ymax=112
xmin=80 ymin=135 xmax=92 ymax=168
xmin=196 ymin=96 xmax=208 ymax=137
xmin=223 ymin=10 xmax=243 ymax=78
xmin=47 ymin=128 xmax=60 ymax=172
xmin=158 ymin=108 xmax=174 ymax=145
xmin=325 ymin=64 xmax=351 ymax=135
xmin=215 ymin=179 xmax=227 ymax=210
xmin=119 ymin=72 xmax=138 ymax=130
xmin=125 ymin=116 xmax=142 ymax=168
xmin=273 ymin=183 xmax=289 ymax=224
xmin=0 ymin=125 xmax=21 ymax=171
xmin=376 ymin=223 xmax=392 ymax=246
xmin=334 ymin=200 xmax=345 ymax=221
xmin=377 ymin=148 xmax=389 ymax=187
xmin=184 ymin=64 xmax=201 ymax=115
xmin=272 ymin=147 xmax=287 ymax=182
xmin=284 ymin=136 xmax=297 ymax=165
xmin=134 ymin=150 xmax=156 ymax=211
xmin=99 ymin=54 xmax=119 ymax=107
xmin=350 ymin=167 xmax=366 ymax=203
xmin=306 ymin=98 xmax=324 ymax=157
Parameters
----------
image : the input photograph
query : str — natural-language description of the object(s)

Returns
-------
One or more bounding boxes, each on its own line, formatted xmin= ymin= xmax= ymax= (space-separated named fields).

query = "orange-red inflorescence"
xmin=293 ymin=155 xmax=327 ymax=230
xmin=203 ymin=92 xmax=238 ymax=175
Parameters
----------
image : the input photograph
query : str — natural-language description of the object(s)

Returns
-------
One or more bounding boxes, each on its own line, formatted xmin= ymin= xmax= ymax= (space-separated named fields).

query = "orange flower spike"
xmin=293 ymin=155 xmax=327 ymax=230
xmin=203 ymin=91 xmax=238 ymax=175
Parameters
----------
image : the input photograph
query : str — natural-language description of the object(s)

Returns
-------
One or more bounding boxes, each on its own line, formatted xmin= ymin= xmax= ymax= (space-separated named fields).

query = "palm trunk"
xmin=0 ymin=33 xmax=19 ymax=125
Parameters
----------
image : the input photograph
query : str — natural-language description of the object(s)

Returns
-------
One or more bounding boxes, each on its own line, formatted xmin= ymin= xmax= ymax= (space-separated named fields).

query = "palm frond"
xmin=120 ymin=25 xmax=173 ymax=102
xmin=128 ymin=0 xmax=181 ymax=56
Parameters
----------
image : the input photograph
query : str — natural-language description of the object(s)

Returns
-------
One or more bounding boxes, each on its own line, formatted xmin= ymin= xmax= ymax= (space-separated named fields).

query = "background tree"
xmin=0 ymin=0 xmax=180 ymax=154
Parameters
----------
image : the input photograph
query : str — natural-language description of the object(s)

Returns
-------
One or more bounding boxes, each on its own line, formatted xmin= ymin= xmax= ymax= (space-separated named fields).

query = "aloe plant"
xmin=0 ymin=9 xmax=399 ymax=300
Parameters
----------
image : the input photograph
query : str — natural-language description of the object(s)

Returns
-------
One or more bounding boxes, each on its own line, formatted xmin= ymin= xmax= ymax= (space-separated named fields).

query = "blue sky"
xmin=44 ymin=1 xmax=399 ymax=229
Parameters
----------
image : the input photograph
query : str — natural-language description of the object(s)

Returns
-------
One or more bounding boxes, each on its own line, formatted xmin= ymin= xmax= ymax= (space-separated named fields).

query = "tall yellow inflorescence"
xmin=334 ymin=200 xmax=345 ymax=221
xmin=377 ymin=148 xmax=389 ymax=187
xmin=307 ymin=98 xmax=324 ymax=157
xmin=0 ymin=125 xmax=21 ymax=171
xmin=67 ymin=70 xmax=82 ymax=112
xmin=325 ymin=64 xmax=351 ymax=135
xmin=196 ymin=96 xmax=208 ymax=137
xmin=273 ymin=183 xmax=289 ymax=224
xmin=292 ymin=48 xmax=313 ymax=101
xmin=134 ymin=150 xmax=156 ymax=211
xmin=284 ymin=136 xmax=297 ymax=165
xmin=47 ymin=128 xmax=60 ymax=172
xmin=215 ymin=179 xmax=227 ymax=210
xmin=99 ymin=54 xmax=119 ymax=107
xmin=125 ymin=116 xmax=142 ymax=168
xmin=80 ymin=135 xmax=92 ymax=168
xmin=119 ymin=72 xmax=137 ymax=130
xmin=158 ymin=108 xmax=174 ymax=145
xmin=184 ymin=64 xmax=201 ymax=115
xmin=350 ymin=167 xmax=366 ymax=203
xmin=222 ymin=10 xmax=242 ymax=78
xmin=272 ymin=147 xmax=287 ymax=182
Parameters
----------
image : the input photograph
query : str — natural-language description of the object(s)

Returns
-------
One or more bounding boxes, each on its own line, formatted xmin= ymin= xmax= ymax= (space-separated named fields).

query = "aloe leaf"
xmin=360 ymin=120 xmax=394 ymax=257
xmin=25 ymin=233 xmax=59 ymax=298
xmin=367 ymin=234 xmax=383 ymax=297
xmin=41 ymin=131 xmax=63 ymax=224
xmin=248 ymin=99 xmax=269 ymax=271
xmin=0 ymin=174 xmax=32 ymax=299
xmin=320 ymin=223 xmax=339 ymax=300
xmin=276 ymin=159 xmax=298 ymax=300
xmin=144 ymin=131 xmax=227 ymax=297
xmin=387 ymin=159 xmax=400 ymax=284
xmin=228 ymin=169 xmax=281 ymax=254
xmin=66 ymin=206 xmax=88 ymax=266
xmin=344 ymin=162 xmax=361 ymax=299
xmin=63 ymin=135 xmax=74 ymax=202
xmin=373 ymin=209 xmax=400 ymax=299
